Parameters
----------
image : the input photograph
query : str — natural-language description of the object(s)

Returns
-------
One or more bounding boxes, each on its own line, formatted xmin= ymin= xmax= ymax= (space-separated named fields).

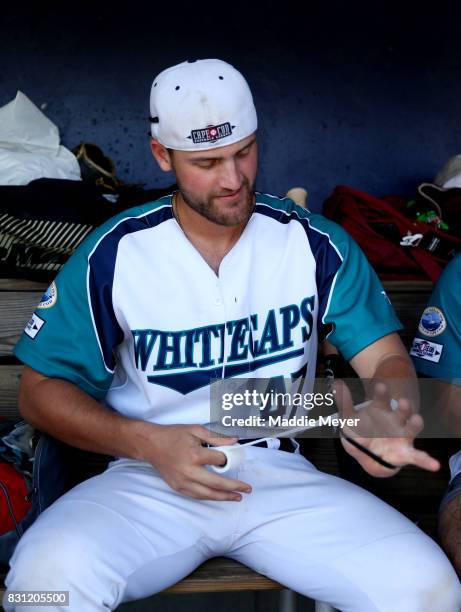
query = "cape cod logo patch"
xmin=25 ymin=313 xmax=45 ymax=339
xmin=410 ymin=338 xmax=443 ymax=363
xmin=418 ymin=306 xmax=446 ymax=337
xmin=37 ymin=281 xmax=57 ymax=309
xmin=188 ymin=122 xmax=235 ymax=145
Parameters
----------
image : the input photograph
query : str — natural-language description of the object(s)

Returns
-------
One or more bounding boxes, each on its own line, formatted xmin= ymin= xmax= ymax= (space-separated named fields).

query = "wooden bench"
xmin=0 ymin=277 xmax=449 ymax=611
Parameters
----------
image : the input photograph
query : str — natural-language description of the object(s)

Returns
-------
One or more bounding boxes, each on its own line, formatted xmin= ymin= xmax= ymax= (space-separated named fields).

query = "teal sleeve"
xmin=411 ymin=254 xmax=461 ymax=383
xmin=309 ymin=215 xmax=403 ymax=361
xmin=13 ymin=234 xmax=115 ymax=400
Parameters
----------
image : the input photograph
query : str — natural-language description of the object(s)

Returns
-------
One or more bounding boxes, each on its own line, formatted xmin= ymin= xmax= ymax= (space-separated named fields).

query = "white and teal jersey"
xmin=14 ymin=192 xmax=401 ymax=425
xmin=411 ymin=253 xmax=461 ymax=383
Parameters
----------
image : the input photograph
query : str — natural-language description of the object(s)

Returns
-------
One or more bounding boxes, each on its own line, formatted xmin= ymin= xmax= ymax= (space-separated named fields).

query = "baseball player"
xmin=3 ymin=59 xmax=460 ymax=611
xmin=410 ymin=252 xmax=461 ymax=577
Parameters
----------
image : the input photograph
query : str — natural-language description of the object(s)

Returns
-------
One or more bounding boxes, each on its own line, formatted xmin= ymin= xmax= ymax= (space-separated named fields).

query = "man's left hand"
xmin=334 ymin=380 xmax=440 ymax=477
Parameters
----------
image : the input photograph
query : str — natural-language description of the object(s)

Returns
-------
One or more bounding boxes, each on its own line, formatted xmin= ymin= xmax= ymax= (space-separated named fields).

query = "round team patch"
xmin=418 ymin=306 xmax=446 ymax=337
xmin=37 ymin=281 xmax=57 ymax=309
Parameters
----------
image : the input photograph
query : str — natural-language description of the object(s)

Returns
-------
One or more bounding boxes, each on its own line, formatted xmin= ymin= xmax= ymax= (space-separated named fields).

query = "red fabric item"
xmin=0 ymin=463 xmax=31 ymax=535
xmin=323 ymin=185 xmax=461 ymax=282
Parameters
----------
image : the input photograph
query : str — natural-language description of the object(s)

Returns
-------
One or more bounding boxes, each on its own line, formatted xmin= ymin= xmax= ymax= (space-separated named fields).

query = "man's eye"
xmin=238 ymin=148 xmax=250 ymax=157
xmin=197 ymin=161 xmax=215 ymax=169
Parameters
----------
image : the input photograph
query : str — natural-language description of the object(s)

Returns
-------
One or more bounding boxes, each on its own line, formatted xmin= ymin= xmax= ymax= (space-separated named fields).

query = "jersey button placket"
xmin=214 ymin=279 xmax=225 ymax=308
xmin=214 ymin=281 xmax=229 ymax=380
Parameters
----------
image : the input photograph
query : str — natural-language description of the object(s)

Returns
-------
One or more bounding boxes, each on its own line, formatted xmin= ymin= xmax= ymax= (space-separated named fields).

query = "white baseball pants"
xmin=4 ymin=446 xmax=460 ymax=611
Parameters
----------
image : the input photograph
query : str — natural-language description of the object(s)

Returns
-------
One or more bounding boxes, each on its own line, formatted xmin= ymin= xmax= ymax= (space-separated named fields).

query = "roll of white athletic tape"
xmin=210 ymin=445 xmax=246 ymax=473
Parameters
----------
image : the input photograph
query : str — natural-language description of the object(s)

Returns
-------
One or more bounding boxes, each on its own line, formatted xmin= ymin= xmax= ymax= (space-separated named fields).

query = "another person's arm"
xmin=409 ymin=255 xmax=461 ymax=575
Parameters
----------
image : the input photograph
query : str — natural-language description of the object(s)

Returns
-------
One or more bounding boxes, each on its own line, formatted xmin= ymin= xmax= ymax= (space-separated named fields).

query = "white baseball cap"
xmin=149 ymin=59 xmax=257 ymax=151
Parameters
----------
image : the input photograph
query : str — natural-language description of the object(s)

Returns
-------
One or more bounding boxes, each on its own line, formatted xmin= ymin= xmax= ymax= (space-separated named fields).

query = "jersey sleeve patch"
xmin=410 ymin=337 xmax=443 ymax=363
xmin=24 ymin=313 xmax=46 ymax=339
xmin=418 ymin=306 xmax=447 ymax=337
xmin=36 ymin=281 xmax=58 ymax=309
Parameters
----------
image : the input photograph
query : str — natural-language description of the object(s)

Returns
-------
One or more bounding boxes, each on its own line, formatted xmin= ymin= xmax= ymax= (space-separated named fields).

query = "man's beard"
xmin=177 ymin=177 xmax=256 ymax=227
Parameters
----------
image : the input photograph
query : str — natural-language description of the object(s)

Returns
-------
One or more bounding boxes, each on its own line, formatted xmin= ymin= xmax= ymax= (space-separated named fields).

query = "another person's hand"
xmin=334 ymin=380 xmax=440 ymax=477
xmin=140 ymin=423 xmax=252 ymax=501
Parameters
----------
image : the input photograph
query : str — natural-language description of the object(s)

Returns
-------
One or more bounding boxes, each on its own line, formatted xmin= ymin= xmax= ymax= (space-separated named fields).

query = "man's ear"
xmin=150 ymin=139 xmax=173 ymax=172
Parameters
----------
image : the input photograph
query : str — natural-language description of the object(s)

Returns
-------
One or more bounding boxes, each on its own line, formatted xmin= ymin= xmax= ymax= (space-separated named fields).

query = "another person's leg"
xmin=228 ymin=446 xmax=460 ymax=612
xmin=439 ymin=451 xmax=461 ymax=578
xmin=4 ymin=459 xmax=238 ymax=612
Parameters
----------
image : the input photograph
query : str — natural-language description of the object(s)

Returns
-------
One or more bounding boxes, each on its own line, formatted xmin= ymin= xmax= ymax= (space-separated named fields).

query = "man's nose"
xmin=219 ymin=159 xmax=242 ymax=192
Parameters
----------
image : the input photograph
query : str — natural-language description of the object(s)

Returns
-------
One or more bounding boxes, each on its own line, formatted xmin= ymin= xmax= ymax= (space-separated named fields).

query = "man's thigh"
xmin=5 ymin=459 xmax=239 ymax=610
xmin=226 ymin=447 xmax=460 ymax=612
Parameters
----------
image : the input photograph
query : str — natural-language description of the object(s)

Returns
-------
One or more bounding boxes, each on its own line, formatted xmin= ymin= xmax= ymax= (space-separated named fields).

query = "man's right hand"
xmin=18 ymin=368 xmax=251 ymax=502
xmin=138 ymin=423 xmax=252 ymax=502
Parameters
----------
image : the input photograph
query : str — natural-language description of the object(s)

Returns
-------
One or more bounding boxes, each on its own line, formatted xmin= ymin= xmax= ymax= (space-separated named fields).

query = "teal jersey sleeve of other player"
xmin=13 ymin=197 xmax=169 ymax=399
xmin=307 ymin=214 xmax=402 ymax=361
xmin=411 ymin=253 xmax=461 ymax=383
